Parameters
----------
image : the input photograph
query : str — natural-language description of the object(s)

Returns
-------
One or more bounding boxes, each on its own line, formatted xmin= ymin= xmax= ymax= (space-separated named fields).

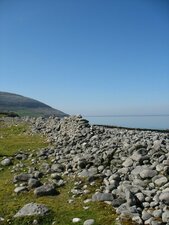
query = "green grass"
xmin=0 ymin=122 xmax=47 ymax=156
xmin=0 ymin=169 xmax=117 ymax=225
xmin=0 ymin=120 xmax=134 ymax=225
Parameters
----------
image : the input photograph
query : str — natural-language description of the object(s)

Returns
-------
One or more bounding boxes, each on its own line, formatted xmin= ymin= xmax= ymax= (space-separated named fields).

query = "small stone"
xmin=140 ymin=169 xmax=157 ymax=179
xmin=154 ymin=176 xmax=168 ymax=186
xmin=0 ymin=217 xmax=5 ymax=222
xmin=32 ymin=219 xmax=38 ymax=224
xmin=142 ymin=210 xmax=152 ymax=221
xmin=1 ymin=158 xmax=11 ymax=166
xmin=51 ymin=173 xmax=62 ymax=180
xmin=72 ymin=218 xmax=81 ymax=223
xmin=132 ymin=215 xmax=143 ymax=225
xmin=84 ymin=199 xmax=92 ymax=204
xmin=92 ymin=192 xmax=114 ymax=201
xmin=14 ymin=186 xmax=27 ymax=194
xmin=159 ymin=191 xmax=169 ymax=205
xmin=83 ymin=219 xmax=95 ymax=225
xmin=28 ymin=178 xmax=41 ymax=188
xmin=122 ymin=158 xmax=133 ymax=167
xmin=83 ymin=206 xmax=90 ymax=210
xmin=153 ymin=209 xmax=162 ymax=218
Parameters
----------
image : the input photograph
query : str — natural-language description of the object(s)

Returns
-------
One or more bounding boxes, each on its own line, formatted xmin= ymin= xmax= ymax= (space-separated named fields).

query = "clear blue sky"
xmin=0 ymin=0 xmax=169 ymax=115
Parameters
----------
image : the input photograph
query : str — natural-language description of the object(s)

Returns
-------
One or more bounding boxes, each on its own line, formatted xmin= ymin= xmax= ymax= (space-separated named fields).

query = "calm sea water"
xmin=84 ymin=116 xmax=169 ymax=130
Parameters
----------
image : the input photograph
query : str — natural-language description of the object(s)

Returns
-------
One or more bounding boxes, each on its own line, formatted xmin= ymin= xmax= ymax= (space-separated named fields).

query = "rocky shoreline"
xmin=1 ymin=115 xmax=169 ymax=225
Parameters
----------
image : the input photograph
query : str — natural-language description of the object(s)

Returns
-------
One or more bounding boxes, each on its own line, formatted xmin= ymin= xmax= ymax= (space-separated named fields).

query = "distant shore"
xmin=95 ymin=124 xmax=169 ymax=133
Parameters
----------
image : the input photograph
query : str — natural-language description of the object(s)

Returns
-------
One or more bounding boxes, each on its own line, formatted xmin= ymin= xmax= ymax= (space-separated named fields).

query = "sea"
xmin=84 ymin=115 xmax=169 ymax=130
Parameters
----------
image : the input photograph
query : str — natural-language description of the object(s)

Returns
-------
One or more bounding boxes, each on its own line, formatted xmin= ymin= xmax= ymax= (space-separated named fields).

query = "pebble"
xmin=72 ymin=218 xmax=81 ymax=223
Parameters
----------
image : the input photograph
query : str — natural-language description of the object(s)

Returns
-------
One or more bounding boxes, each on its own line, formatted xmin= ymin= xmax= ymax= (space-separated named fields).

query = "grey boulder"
xmin=28 ymin=178 xmax=41 ymax=188
xmin=140 ymin=169 xmax=157 ymax=179
xmin=162 ymin=210 xmax=169 ymax=223
xmin=14 ymin=173 xmax=32 ymax=182
xmin=34 ymin=183 xmax=59 ymax=196
xmin=14 ymin=202 xmax=49 ymax=217
xmin=92 ymin=192 xmax=114 ymax=201
xmin=159 ymin=191 xmax=169 ymax=205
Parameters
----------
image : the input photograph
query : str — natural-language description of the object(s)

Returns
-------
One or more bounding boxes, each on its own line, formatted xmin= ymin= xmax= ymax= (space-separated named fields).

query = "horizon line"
xmin=82 ymin=114 xmax=169 ymax=117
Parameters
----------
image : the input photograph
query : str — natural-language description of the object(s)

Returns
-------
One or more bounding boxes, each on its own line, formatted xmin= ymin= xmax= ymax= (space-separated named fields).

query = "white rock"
xmin=1 ymin=158 xmax=11 ymax=166
xmin=83 ymin=219 xmax=95 ymax=225
xmin=72 ymin=218 xmax=81 ymax=223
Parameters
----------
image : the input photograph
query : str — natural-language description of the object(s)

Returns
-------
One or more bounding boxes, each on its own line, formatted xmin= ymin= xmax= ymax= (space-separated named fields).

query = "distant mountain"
xmin=0 ymin=92 xmax=68 ymax=117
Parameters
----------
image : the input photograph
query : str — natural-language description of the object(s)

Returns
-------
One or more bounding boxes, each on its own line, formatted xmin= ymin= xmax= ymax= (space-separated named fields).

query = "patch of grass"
xmin=0 ymin=169 xmax=117 ymax=225
xmin=0 ymin=122 xmax=47 ymax=156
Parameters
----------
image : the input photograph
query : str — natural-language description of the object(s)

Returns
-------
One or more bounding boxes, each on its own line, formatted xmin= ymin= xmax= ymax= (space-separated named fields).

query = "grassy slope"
xmin=0 ymin=92 xmax=67 ymax=117
xmin=0 ymin=120 xmax=133 ymax=225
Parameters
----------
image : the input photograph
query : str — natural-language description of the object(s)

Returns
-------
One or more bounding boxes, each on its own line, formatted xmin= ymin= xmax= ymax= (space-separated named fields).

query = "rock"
xmin=83 ymin=219 xmax=95 ymax=225
xmin=153 ymin=209 xmax=162 ymax=218
xmin=151 ymin=220 xmax=163 ymax=225
xmin=33 ymin=171 xmax=43 ymax=179
xmin=154 ymin=176 xmax=168 ymax=186
xmin=15 ymin=153 xmax=28 ymax=160
xmin=51 ymin=163 xmax=65 ymax=173
xmin=142 ymin=210 xmax=152 ymax=221
xmin=79 ymin=168 xmax=98 ymax=177
xmin=116 ymin=203 xmax=128 ymax=215
xmin=122 ymin=158 xmax=133 ymax=167
xmin=14 ymin=186 xmax=28 ymax=194
xmin=14 ymin=202 xmax=49 ymax=217
xmin=28 ymin=178 xmax=41 ymax=188
xmin=135 ymin=192 xmax=145 ymax=202
xmin=140 ymin=169 xmax=157 ymax=179
xmin=32 ymin=219 xmax=38 ymax=224
xmin=131 ymin=151 xmax=143 ymax=162
xmin=92 ymin=192 xmax=114 ymax=201
xmin=34 ymin=184 xmax=59 ymax=196
xmin=0 ymin=217 xmax=5 ymax=222
xmin=132 ymin=215 xmax=143 ymax=225
xmin=72 ymin=218 xmax=81 ymax=223
xmin=14 ymin=173 xmax=32 ymax=182
xmin=162 ymin=210 xmax=169 ymax=223
xmin=53 ymin=179 xmax=65 ymax=187
xmin=125 ymin=189 xmax=137 ymax=207
xmin=153 ymin=140 xmax=162 ymax=150
xmin=51 ymin=173 xmax=62 ymax=180
xmin=112 ymin=198 xmax=126 ymax=207
xmin=1 ymin=158 xmax=11 ymax=166
xmin=159 ymin=191 xmax=169 ymax=205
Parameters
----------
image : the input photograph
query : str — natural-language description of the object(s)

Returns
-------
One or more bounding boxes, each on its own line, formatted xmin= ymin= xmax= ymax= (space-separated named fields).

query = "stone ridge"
xmin=27 ymin=115 xmax=169 ymax=225
xmin=2 ymin=115 xmax=169 ymax=224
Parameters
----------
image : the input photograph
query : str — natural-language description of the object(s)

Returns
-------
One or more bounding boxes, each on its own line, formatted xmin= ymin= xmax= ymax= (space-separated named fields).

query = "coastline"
xmin=95 ymin=124 xmax=169 ymax=133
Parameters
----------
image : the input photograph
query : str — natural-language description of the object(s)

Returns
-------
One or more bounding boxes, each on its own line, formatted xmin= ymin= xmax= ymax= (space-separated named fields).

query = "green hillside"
xmin=0 ymin=92 xmax=68 ymax=117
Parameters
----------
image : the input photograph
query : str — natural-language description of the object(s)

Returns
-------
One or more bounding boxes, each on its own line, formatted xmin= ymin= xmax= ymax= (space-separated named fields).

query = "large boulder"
xmin=34 ymin=183 xmax=59 ymax=196
xmin=14 ymin=202 xmax=49 ymax=217
xmin=13 ymin=173 xmax=32 ymax=183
